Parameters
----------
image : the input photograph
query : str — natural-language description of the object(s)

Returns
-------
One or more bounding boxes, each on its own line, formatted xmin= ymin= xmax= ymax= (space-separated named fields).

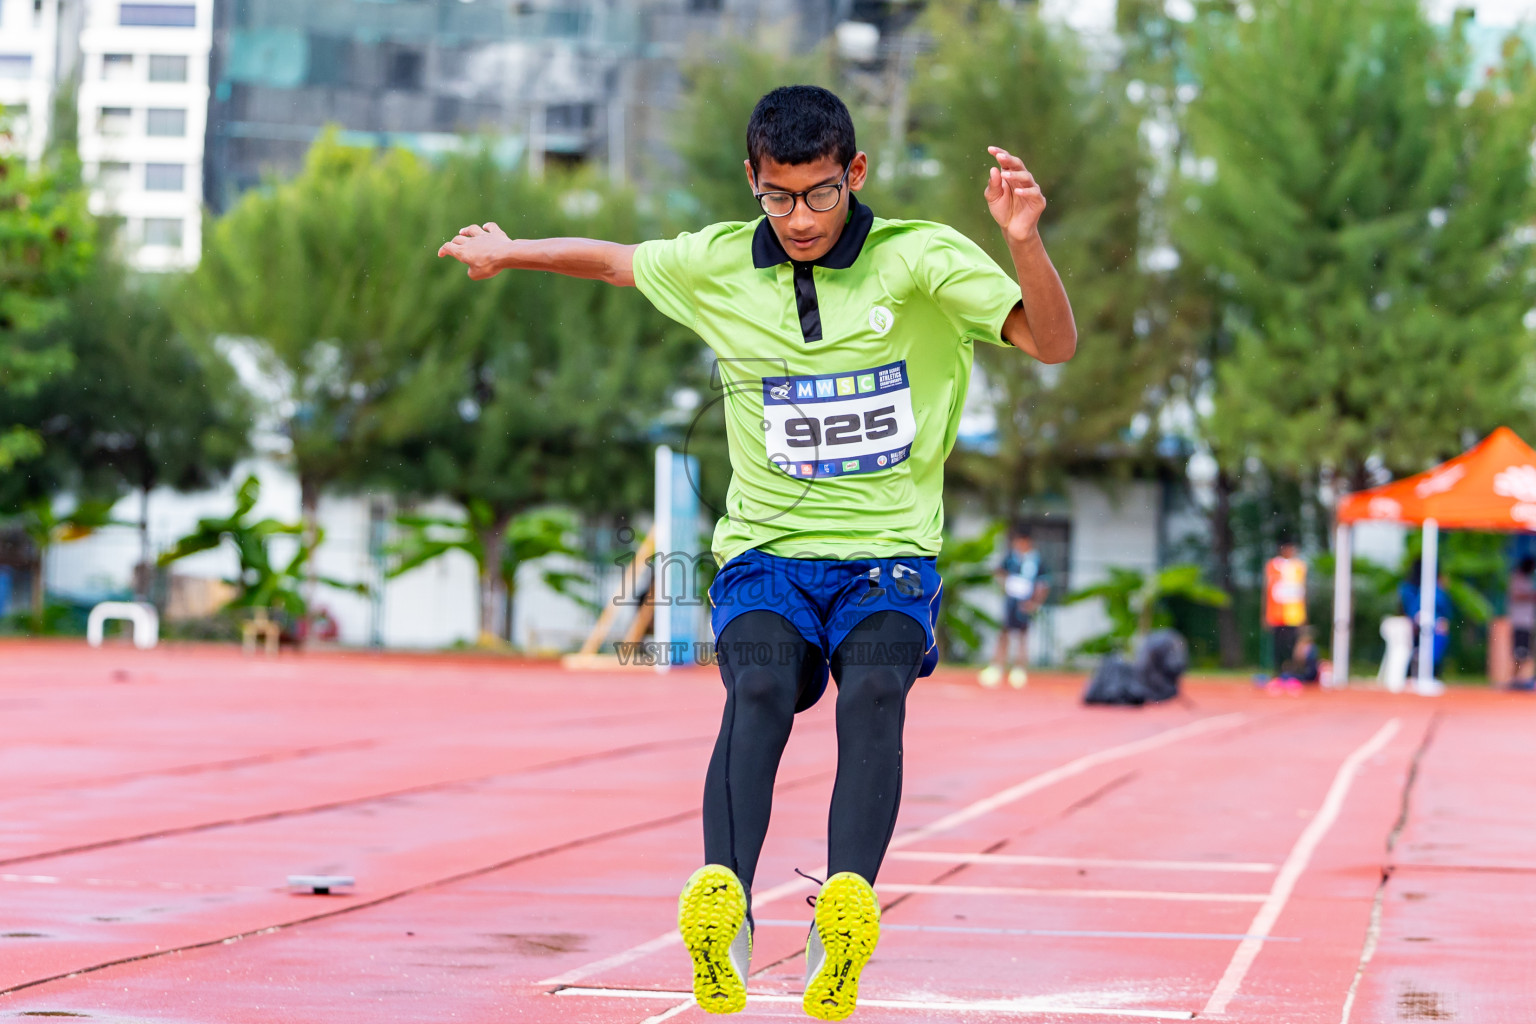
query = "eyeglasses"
xmin=753 ymin=164 xmax=851 ymax=218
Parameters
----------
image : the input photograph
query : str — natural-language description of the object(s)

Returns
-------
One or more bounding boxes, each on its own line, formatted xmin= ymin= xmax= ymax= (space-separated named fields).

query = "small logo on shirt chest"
xmin=868 ymin=305 xmax=894 ymax=334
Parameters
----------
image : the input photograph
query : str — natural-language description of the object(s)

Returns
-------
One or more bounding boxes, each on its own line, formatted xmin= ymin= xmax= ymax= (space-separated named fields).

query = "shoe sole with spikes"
xmin=803 ymin=872 xmax=880 ymax=1021
xmin=677 ymin=865 xmax=750 ymax=1014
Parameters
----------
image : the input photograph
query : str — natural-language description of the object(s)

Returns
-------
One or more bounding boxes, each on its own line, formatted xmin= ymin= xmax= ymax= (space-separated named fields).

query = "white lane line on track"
xmin=636 ymin=999 xmax=695 ymax=1024
xmin=877 ymin=883 xmax=1266 ymax=902
xmin=887 ymin=713 xmax=1248 ymax=850
xmin=556 ymin=986 xmax=1197 ymax=1019
xmin=754 ymin=919 xmax=1299 ymax=942
xmin=537 ymin=712 xmax=1248 ymax=988
xmin=1202 ymin=717 xmax=1402 ymax=1017
xmin=888 ymin=851 xmax=1276 ymax=873
xmin=1 ymin=873 xmax=265 ymax=892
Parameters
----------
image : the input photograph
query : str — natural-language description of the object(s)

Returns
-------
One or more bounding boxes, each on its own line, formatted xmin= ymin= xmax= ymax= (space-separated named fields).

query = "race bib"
xmin=761 ymin=361 xmax=916 ymax=478
xmin=1004 ymin=576 xmax=1034 ymax=600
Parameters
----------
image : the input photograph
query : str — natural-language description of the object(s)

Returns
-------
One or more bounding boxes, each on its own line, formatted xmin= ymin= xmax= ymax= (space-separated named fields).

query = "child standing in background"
xmin=981 ymin=522 xmax=1049 ymax=690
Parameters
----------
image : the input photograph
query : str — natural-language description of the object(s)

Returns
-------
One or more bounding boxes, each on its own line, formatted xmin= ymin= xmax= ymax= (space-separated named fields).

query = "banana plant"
xmin=17 ymin=496 xmax=123 ymax=622
xmin=158 ymin=474 xmax=365 ymax=620
xmin=1066 ymin=564 xmax=1230 ymax=656
xmin=386 ymin=504 xmax=586 ymax=645
xmin=934 ymin=520 xmax=1005 ymax=662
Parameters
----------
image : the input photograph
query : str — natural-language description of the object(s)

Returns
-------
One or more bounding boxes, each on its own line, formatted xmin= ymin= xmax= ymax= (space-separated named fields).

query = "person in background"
xmin=980 ymin=522 xmax=1049 ymax=690
xmin=1286 ymin=626 xmax=1321 ymax=684
xmin=1399 ymin=560 xmax=1453 ymax=676
xmin=1263 ymin=540 xmax=1308 ymax=677
xmin=1507 ymin=556 xmax=1536 ymax=690
xmin=1265 ymin=624 xmax=1320 ymax=695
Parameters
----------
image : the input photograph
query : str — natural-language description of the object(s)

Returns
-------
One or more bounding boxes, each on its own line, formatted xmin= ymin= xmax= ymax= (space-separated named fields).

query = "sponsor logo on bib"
xmin=869 ymin=305 xmax=894 ymax=334
xmin=760 ymin=360 xmax=916 ymax=479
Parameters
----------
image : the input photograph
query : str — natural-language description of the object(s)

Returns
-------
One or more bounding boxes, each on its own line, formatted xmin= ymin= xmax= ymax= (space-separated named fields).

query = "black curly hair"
xmin=746 ymin=85 xmax=857 ymax=172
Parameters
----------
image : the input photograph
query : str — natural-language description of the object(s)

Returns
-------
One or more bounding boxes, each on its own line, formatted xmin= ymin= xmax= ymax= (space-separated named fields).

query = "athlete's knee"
xmin=727 ymin=662 xmax=800 ymax=717
xmin=836 ymin=662 xmax=910 ymax=711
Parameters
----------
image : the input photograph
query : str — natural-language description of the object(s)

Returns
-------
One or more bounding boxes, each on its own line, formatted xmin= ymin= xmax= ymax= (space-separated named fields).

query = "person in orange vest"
xmin=1264 ymin=541 xmax=1308 ymax=677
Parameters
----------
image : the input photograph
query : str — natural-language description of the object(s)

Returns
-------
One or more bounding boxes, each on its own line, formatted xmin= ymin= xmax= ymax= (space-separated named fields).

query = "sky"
xmin=1043 ymin=0 xmax=1536 ymax=32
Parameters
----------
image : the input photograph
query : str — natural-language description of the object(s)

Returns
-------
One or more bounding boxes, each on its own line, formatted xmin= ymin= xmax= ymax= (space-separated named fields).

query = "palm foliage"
xmin=158 ymin=475 xmax=365 ymax=619
xmin=1067 ymin=564 xmax=1229 ymax=655
xmin=386 ymin=505 xmax=588 ymax=644
xmin=934 ymin=520 xmax=1005 ymax=661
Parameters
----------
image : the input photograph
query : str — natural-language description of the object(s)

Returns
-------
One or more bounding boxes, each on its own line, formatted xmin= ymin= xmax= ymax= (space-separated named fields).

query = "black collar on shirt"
xmin=750 ymin=195 xmax=874 ymax=270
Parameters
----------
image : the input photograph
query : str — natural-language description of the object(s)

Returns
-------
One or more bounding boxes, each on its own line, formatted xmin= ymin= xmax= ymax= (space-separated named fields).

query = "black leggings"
xmin=701 ymin=609 xmax=926 ymax=895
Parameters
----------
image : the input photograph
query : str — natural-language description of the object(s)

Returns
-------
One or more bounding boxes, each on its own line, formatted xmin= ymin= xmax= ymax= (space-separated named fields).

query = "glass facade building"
xmin=203 ymin=0 xmax=835 ymax=211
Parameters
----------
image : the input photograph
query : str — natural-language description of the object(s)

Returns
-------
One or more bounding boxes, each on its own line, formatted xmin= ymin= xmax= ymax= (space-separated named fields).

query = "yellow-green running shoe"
xmin=803 ymin=872 xmax=881 ymax=1021
xmin=677 ymin=864 xmax=751 ymax=1014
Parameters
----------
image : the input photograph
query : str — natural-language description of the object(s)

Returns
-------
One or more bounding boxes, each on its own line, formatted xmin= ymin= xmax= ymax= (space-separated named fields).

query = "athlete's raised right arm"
xmin=437 ymin=222 xmax=636 ymax=286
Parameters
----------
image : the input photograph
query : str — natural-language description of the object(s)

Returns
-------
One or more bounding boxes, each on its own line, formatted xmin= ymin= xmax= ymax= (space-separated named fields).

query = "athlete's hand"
xmin=438 ymin=222 xmax=510 ymax=280
xmin=984 ymin=147 xmax=1046 ymax=245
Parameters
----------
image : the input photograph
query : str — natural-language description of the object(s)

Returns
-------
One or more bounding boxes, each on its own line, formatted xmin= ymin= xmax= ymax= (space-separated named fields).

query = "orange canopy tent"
xmin=1331 ymin=427 xmax=1536 ymax=686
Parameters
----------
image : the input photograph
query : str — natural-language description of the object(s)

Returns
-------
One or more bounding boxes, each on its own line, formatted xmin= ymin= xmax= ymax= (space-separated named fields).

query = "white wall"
xmin=957 ymin=479 xmax=1165 ymax=667
xmin=47 ymin=466 xmax=1179 ymax=658
xmin=511 ymin=552 xmax=604 ymax=653
xmin=47 ymin=456 xmax=301 ymax=600
xmin=1426 ymin=0 xmax=1536 ymax=25
xmin=45 ymin=458 xmax=483 ymax=649
xmin=368 ymin=497 xmax=480 ymax=649
xmin=1045 ymin=479 xmax=1162 ymax=663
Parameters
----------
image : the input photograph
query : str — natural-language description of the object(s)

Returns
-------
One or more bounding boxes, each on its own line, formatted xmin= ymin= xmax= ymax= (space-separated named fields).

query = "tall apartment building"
xmin=0 ymin=0 xmax=82 ymax=163
xmin=76 ymin=0 xmax=214 ymax=269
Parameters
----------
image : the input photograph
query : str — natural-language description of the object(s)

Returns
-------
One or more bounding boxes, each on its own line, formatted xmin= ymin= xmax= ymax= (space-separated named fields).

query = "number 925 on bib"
xmin=761 ymin=361 xmax=917 ymax=479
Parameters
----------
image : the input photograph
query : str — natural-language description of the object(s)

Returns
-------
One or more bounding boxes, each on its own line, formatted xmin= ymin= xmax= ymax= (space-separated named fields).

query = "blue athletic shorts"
xmin=708 ymin=548 xmax=944 ymax=711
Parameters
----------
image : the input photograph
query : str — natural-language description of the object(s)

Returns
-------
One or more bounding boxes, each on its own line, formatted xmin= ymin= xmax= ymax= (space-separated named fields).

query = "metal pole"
xmin=367 ymin=498 xmax=387 ymax=649
xmin=653 ymin=445 xmax=672 ymax=675
xmin=1331 ymin=522 xmax=1352 ymax=686
xmin=1417 ymin=519 xmax=1439 ymax=687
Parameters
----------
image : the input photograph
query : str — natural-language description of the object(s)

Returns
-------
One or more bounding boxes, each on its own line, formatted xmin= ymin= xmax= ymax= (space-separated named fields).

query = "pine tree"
xmin=903 ymin=2 xmax=1165 ymax=511
xmin=1176 ymin=0 xmax=1536 ymax=488
xmin=1117 ymin=0 xmax=1250 ymax=664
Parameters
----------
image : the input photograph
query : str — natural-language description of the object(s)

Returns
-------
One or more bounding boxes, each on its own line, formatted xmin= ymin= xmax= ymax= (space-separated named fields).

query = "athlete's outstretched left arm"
xmin=985 ymin=147 xmax=1077 ymax=364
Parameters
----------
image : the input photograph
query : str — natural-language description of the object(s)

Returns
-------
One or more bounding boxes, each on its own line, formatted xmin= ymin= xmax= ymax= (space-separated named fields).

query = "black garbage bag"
xmin=1082 ymin=653 xmax=1146 ymax=705
xmin=1082 ymin=630 xmax=1188 ymax=706
xmin=1135 ymin=629 xmax=1187 ymax=704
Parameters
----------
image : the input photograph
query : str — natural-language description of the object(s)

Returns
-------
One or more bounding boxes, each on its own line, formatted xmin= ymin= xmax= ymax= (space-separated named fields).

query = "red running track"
xmin=0 ymin=640 xmax=1531 ymax=1022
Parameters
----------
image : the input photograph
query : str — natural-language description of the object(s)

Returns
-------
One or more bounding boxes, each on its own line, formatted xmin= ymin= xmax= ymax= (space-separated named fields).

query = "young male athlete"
xmin=439 ymin=86 xmax=1075 ymax=1019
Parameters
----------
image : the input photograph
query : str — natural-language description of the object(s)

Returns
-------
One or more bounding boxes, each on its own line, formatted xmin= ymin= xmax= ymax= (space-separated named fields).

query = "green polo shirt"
xmin=633 ymin=197 xmax=1021 ymax=565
